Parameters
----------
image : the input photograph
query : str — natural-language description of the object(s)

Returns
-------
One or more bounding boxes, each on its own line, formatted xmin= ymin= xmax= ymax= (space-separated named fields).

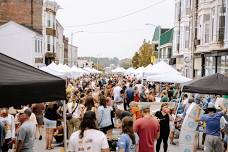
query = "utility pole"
xmin=191 ymin=0 xmax=198 ymax=79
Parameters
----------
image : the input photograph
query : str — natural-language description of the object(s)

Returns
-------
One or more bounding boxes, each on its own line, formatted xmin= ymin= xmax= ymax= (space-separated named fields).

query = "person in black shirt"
xmin=155 ymin=103 xmax=172 ymax=152
xmin=44 ymin=103 xmax=61 ymax=150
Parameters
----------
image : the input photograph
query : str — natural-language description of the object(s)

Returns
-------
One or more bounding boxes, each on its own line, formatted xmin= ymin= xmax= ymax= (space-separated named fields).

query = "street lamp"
xmin=145 ymin=23 xmax=161 ymax=61
xmin=71 ymin=30 xmax=84 ymax=66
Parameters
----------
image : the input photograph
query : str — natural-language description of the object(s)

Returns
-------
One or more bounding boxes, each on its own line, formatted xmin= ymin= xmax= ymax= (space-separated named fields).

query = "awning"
xmin=0 ymin=53 xmax=66 ymax=107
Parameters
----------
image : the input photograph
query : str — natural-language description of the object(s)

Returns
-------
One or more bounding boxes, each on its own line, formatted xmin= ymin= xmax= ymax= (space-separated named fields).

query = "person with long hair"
xmin=68 ymin=111 xmax=110 ymax=152
xmin=84 ymin=96 xmax=96 ymax=113
xmin=43 ymin=103 xmax=61 ymax=150
xmin=97 ymin=95 xmax=113 ymax=134
xmin=155 ymin=103 xmax=171 ymax=152
xmin=117 ymin=116 xmax=139 ymax=152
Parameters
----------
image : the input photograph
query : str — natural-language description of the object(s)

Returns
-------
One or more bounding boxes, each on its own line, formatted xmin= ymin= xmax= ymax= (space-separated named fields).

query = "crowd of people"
xmin=0 ymin=74 xmax=227 ymax=152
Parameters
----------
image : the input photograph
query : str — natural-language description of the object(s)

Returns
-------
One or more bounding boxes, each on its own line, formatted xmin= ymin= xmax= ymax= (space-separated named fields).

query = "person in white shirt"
xmin=0 ymin=108 xmax=15 ymax=152
xmin=68 ymin=111 xmax=110 ymax=152
xmin=113 ymin=83 xmax=122 ymax=102
xmin=135 ymin=80 xmax=143 ymax=94
xmin=67 ymin=92 xmax=83 ymax=137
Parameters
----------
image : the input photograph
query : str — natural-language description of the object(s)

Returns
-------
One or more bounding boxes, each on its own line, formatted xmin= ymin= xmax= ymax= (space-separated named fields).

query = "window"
xmin=35 ymin=40 xmax=37 ymax=53
xmin=218 ymin=2 xmax=226 ymax=41
xmin=185 ymin=26 xmax=190 ymax=48
xmin=168 ymin=48 xmax=172 ymax=58
xmin=203 ymin=14 xmax=210 ymax=44
xmin=37 ymin=40 xmax=40 ymax=53
xmin=186 ymin=0 xmax=191 ymax=15
xmin=40 ymin=41 xmax=42 ymax=53
xmin=205 ymin=56 xmax=216 ymax=76
xmin=218 ymin=56 xmax=226 ymax=74
xmin=211 ymin=7 xmax=215 ymax=41
xmin=47 ymin=13 xmax=51 ymax=27
xmin=181 ymin=0 xmax=185 ymax=17
xmin=47 ymin=36 xmax=51 ymax=51
xmin=218 ymin=56 xmax=228 ymax=75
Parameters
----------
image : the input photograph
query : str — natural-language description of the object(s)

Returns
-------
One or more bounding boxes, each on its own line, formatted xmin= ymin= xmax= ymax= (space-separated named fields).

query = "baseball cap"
xmin=207 ymin=102 xmax=216 ymax=109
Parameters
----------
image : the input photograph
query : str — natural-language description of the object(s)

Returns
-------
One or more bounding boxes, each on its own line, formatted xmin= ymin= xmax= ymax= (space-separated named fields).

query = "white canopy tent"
xmin=71 ymin=66 xmax=89 ymax=75
xmin=144 ymin=61 xmax=181 ymax=77
xmin=112 ymin=67 xmax=126 ymax=73
xmin=134 ymin=67 xmax=145 ymax=75
xmin=41 ymin=62 xmax=70 ymax=78
xmin=144 ymin=64 xmax=153 ymax=71
xmin=147 ymin=73 xmax=192 ymax=83
xmin=124 ymin=67 xmax=135 ymax=75
xmin=40 ymin=66 xmax=66 ymax=79
xmin=83 ymin=67 xmax=101 ymax=74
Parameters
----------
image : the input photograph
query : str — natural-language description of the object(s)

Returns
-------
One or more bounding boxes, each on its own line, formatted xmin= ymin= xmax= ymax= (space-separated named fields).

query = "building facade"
xmin=194 ymin=0 xmax=228 ymax=77
xmin=68 ymin=44 xmax=78 ymax=66
xmin=159 ymin=28 xmax=174 ymax=64
xmin=173 ymin=0 xmax=192 ymax=78
xmin=173 ymin=0 xmax=228 ymax=78
xmin=56 ymin=20 xmax=64 ymax=64
xmin=0 ymin=21 xmax=44 ymax=67
xmin=43 ymin=0 xmax=60 ymax=65
xmin=0 ymin=0 xmax=43 ymax=33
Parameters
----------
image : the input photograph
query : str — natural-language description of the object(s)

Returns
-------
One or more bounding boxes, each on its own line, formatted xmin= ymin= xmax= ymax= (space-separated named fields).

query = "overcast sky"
xmin=55 ymin=0 xmax=174 ymax=59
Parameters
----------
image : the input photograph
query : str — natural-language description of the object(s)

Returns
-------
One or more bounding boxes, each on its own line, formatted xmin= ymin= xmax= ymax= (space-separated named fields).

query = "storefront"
xmin=195 ymin=50 xmax=228 ymax=77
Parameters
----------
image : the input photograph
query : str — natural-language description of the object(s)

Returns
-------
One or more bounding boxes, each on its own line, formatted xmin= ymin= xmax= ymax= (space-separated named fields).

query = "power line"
xmin=65 ymin=0 xmax=169 ymax=28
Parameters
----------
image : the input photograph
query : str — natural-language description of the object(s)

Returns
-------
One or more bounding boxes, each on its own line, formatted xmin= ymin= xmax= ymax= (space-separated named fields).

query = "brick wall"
xmin=0 ymin=0 xmax=43 ymax=33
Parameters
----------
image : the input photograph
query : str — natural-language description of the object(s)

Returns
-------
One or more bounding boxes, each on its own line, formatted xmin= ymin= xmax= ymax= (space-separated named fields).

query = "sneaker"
xmin=39 ymin=135 xmax=42 ymax=140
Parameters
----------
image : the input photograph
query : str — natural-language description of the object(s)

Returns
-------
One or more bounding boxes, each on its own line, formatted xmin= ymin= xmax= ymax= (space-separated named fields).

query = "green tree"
xmin=119 ymin=58 xmax=132 ymax=69
xmin=138 ymin=40 xmax=153 ymax=67
xmin=94 ymin=63 xmax=104 ymax=72
xmin=132 ymin=52 xmax=140 ymax=68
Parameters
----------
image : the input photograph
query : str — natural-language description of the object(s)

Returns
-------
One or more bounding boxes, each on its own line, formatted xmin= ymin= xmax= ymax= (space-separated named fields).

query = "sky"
xmin=55 ymin=0 xmax=175 ymax=59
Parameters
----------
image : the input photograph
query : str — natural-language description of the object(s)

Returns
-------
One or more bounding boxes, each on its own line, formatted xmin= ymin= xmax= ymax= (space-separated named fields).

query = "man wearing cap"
xmin=134 ymin=104 xmax=160 ymax=152
xmin=16 ymin=108 xmax=36 ymax=152
xmin=196 ymin=102 xmax=227 ymax=152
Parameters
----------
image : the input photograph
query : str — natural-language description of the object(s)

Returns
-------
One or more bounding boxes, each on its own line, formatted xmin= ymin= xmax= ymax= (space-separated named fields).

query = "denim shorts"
xmin=44 ymin=117 xmax=56 ymax=129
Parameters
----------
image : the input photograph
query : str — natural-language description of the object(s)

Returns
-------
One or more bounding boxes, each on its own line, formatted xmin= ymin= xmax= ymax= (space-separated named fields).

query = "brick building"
xmin=0 ymin=0 xmax=43 ymax=33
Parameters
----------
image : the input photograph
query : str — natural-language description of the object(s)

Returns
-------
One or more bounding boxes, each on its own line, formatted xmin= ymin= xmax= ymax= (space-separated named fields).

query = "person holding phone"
xmin=155 ymin=103 xmax=172 ymax=152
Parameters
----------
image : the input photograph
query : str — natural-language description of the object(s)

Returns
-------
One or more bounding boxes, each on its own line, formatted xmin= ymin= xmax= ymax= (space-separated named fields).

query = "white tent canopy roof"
xmin=144 ymin=61 xmax=181 ymax=75
xmin=70 ymin=65 xmax=89 ymax=74
xmin=147 ymin=73 xmax=192 ymax=83
xmin=83 ymin=67 xmax=101 ymax=73
xmin=134 ymin=67 xmax=145 ymax=74
xmin=40 ymin=66 xmax=66 ymax=79
xmin=125 ymin=67 xmax=135 ymax=74
xmin=112 ymin=67 xmax=126 ymax=73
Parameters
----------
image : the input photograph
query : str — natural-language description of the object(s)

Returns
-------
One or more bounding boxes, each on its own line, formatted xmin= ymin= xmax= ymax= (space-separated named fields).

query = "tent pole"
xmin=63 ymin=100 xmax=67 ymax=152
xmin=174 ymin=86 xmax=183 ymax=120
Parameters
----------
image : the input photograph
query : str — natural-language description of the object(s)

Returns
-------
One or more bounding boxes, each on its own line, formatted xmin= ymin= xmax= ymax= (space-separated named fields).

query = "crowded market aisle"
xmin=1 ymin=73 xmax=228 ymax=152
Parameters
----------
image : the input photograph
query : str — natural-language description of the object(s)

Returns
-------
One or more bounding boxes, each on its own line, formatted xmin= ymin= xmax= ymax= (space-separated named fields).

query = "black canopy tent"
xmin=0 ymin=53 xmax=66 ymax=107
xmin=182 ymin=73 xmax=228 ymax=95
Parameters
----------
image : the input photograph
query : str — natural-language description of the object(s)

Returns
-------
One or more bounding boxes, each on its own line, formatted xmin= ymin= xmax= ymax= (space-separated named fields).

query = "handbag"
xmin=66 ymin=103 xmax=79 ymax=120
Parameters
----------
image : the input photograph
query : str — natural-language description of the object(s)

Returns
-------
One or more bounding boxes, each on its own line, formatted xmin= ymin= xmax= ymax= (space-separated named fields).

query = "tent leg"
xmin=174 ymin=92 xmax=183 ymax=120
xmin=63 ymin=100 xmax=67 ymax=152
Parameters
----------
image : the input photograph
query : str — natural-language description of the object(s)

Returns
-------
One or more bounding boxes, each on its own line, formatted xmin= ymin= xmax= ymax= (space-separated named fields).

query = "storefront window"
xmin=217 ymin=56 xmax=226 ymax=74
xmin=205 ymin=56 xmax=216 ymax=76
